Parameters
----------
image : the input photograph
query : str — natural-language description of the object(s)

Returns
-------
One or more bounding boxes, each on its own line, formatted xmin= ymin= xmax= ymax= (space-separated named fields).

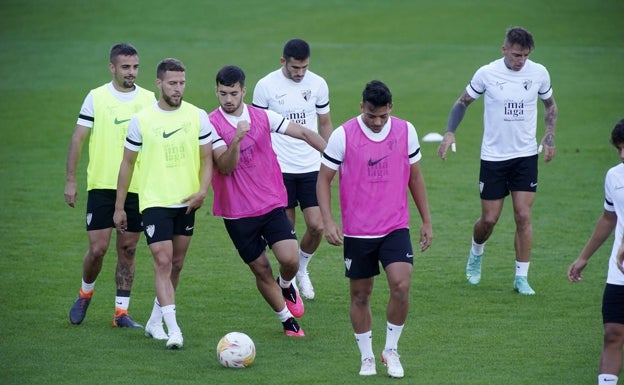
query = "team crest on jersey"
xmin=301 ymin=89 xmax=311 ymax=101
xmin=345 ymin=258 xmax=352 ymax=271
xmin=146 ymin=224 xmax=155 ymax=238
xmin=386 ymin=137 xmax=397 ymax=151
xmin=86 ymin=213 xmax=92 ymax=226
xmin=522 ymin=80 xmax=532 ymax=91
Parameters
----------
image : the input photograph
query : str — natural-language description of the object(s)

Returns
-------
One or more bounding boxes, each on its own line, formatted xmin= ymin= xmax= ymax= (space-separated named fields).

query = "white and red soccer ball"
xmin=216 ymin=332 xmax=255 ymax=368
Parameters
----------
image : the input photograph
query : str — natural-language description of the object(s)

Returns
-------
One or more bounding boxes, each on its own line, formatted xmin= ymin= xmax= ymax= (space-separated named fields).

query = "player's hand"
xmin=323 ymin=220 xmax=343 ymax=246
xmin=113 ymin=209 xmax=128 ymax=233
xmin=182 ymin=191 xmax=207 ymax=214
xmin=437 ymin=132 xmax=456 ymax=160
xmin=419 ymin=222 xmax=433 ymax=252
xmin=64 ymin=181 xmax=78 ymax=208
xmin=567 ymin=259 xmax=587 ymax=282
xmin=541 ymin=142 xmax=556 ymax=163
xmin=234 ymin=121 xmax=250 ymax=143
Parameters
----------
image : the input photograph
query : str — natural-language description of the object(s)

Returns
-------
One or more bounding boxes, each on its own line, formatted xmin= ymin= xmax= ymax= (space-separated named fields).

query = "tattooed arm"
xmin=540 ymin=96 xmax=558 ymax=162
xmin=438 ymin=90 xmax=476 ymax=160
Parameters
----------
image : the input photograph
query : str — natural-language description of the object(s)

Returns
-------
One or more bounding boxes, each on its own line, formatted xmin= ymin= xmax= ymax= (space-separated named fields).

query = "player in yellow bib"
xmin=114 ymin=58 xmax=213 ymax=349
xmin=65 ymin=43 xmax=154 ymax=328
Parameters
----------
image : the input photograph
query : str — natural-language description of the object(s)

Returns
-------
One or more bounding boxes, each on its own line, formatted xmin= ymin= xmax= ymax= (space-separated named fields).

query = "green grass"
xmin=1 ymin=0 xmax=623 ymax=384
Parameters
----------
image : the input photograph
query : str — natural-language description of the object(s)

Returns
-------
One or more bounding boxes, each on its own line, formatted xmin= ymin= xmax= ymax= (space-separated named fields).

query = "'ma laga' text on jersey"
xmin=466 ymin=58 xmax=553 ymax=161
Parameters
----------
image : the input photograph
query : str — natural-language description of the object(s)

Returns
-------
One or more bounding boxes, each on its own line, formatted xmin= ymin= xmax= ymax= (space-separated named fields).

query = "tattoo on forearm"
xmin=459 ymin=93 xmax=474 ymax=107
xmin=543 ymin=98 xmax=558 ymax=145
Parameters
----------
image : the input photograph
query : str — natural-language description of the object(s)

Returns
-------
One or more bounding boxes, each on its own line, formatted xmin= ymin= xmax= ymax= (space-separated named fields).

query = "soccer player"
xmin=437 ymin=26 xmax=559 ymax=295
xmin=568 ymin=119 xmax=624 ymax=385
xmin=317 ymin=80 xmax=433 ymax=378
xmin=65 ymin=43 xmax=154 ymax=328
xmin=114 ymin=58 xmax=213 ymax=349
xmin=209 ymin=65 xmax=326 ymax=337
xmin=252 ymin=38 xmax=334 ymax=300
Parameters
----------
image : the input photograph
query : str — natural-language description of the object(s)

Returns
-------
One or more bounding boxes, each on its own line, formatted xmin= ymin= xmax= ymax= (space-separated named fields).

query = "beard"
xmin=163 ymin=93 xmax=183 ymax=108
xmin=221 ymin=101 xmax=240 ymax=114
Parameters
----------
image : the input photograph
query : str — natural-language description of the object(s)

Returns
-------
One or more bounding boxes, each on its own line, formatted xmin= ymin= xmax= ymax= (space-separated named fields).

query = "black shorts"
xmin=223 ymin=207 xmax=297 ymax=264
xmin=282 ymin=171 xmax=319 ymax=210
xmin=141 ymin=207 xmax=195 ymax=245
xmin=343 ymin=228 xmax=414 ymax=279
xmin=479 ymin=155 xmax=538 ymax=200
xmin=602 ymin=283 xmax=624 ymax=324
xmin=86 ymin=189 xmax=141 ymax=232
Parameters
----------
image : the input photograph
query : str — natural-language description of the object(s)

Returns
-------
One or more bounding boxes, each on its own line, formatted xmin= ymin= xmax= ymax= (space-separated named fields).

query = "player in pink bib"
xmin=209 ymin=65 xmax=326 ymax=338
xmin=317 ymin=80 xmax=432 ymax=378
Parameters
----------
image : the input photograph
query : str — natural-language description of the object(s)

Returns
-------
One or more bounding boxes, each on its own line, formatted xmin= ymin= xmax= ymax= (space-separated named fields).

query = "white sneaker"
xmin=381 ymin=349 xmax=404 ymax=378
xmin=166 ymin=331 xmax=183 ymax=349
xmin=145 ymin=322 xmax=168 ymax=340
xmin=359 ymin=357 xmax=376 ymax=376
xmin=296 ymin=271 xmax=315 ymax=299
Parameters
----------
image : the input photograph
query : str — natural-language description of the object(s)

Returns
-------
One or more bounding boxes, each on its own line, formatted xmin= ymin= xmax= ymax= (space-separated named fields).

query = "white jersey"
xmin=252 ymin=68 xmax=330 ymax=173
xmin=604 ymin=163 xmax=624 ymax=285
xmin=466 ymin=57 xmax=553 ymax=161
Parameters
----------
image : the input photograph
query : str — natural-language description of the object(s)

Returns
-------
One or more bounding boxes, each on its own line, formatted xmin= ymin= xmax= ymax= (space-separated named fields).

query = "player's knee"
xmin=88 ymin=244 xmax=108 ymax=259
xmin=480 ymin=216 xmax=498 ymax=231
xmin=308 ymin=222 xmax=324 ymax=237
xmin=120 ymin=246 xmax=136 ymax=259
xmin=513 ymin=210 xmax=532 ymax=227
xmin=604 ymin=325 xmax=624 ymax=346
xmin=351 ymin=292 xmax=371 ymax=307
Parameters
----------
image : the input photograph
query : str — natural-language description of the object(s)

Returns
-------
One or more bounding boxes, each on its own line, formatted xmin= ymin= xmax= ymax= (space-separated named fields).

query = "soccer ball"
xmin=216 ymin=332 xmax=255 ymax=368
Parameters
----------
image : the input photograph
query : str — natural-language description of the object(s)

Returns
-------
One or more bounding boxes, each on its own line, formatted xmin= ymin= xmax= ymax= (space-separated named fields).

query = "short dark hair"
xmin=362 ymin=80 xmax=392 ymax=107
xmin=283 ymin=38 xmax=310 ymax=61
xmin=505 ymin=27 xmax=535 ymax=51
xmin=109 ymin=43 xmax=138 ymax=62
xmin=611 ymin=118 xmax=624 ymax=147
xmin=156 ymin=58 xmax=185 ymax=80
xmin=216 ymin=65 xmax=246 ymax=88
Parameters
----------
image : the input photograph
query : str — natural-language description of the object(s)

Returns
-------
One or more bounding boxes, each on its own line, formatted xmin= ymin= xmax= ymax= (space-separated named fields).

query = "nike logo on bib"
xmin=368 ymin=155 xmax=389 ymax=166
xmin=163 ymin=128 xmax=183 ymax=138
xmin=114 ymin=118 xmax=131 ymax=125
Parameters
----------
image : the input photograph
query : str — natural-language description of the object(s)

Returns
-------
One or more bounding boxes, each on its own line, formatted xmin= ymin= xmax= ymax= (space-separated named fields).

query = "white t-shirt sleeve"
xmin=266 ymin=109 xmax=290 ymax=134
xmin=321 ymin=126 xmax=346 ymax=170
xmin=125 ymin=116 xmax=142 ymax=152
xmin=198 ymin=109 xmax=214 ymax=146
xmin=466 ymin=65 xmax=487 ymax=99
xmin=316 ymin=78 xmax=331 ymax=115
xmin=251 ymin=78 xmax=270 ymax=109
xmin=77 ymin=92 xmax=95 ymax=128
xmin=538 ymin=66 xmax=553 ymax=100
xmin=407 ymin=122 xmax=422 ymax=164
xmin=605 ymin=169 xmax=615 ymax=213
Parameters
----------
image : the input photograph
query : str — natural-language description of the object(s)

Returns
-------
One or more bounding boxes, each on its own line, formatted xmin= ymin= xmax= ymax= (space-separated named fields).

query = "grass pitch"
xmin=1 ymin=0 xmax=623 ymax=384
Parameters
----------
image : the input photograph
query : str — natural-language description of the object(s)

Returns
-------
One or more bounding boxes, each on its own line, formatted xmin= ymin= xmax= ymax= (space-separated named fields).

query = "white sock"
xmin=81 ymin=279 xmax=95 ymax=294
xmin=471 ymin=238 xmax=485 ymax=256
xmin=147 ymin=297 xmax=162 ymax=325
xmin=278 ymin=275 xmax=293 ymax=289
xmin=355 ymin=331 xmax=374 ymax=360
xmin=161 ymin=304 xmax=180 ymax=335
xmin=384 ymin=321 xmax=404 ymax=351
xmin=298 ymin=249 xmax=313 ymax=273
xmin=598 ymin=374 xmax=618 ymax=384
xmin=515 ymin=261 xmax=530 ymax=277
xmin=114 ymin=296 xmax=130 ymax=311
xmin=275 ymin=306 xmax=293 ymax=322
